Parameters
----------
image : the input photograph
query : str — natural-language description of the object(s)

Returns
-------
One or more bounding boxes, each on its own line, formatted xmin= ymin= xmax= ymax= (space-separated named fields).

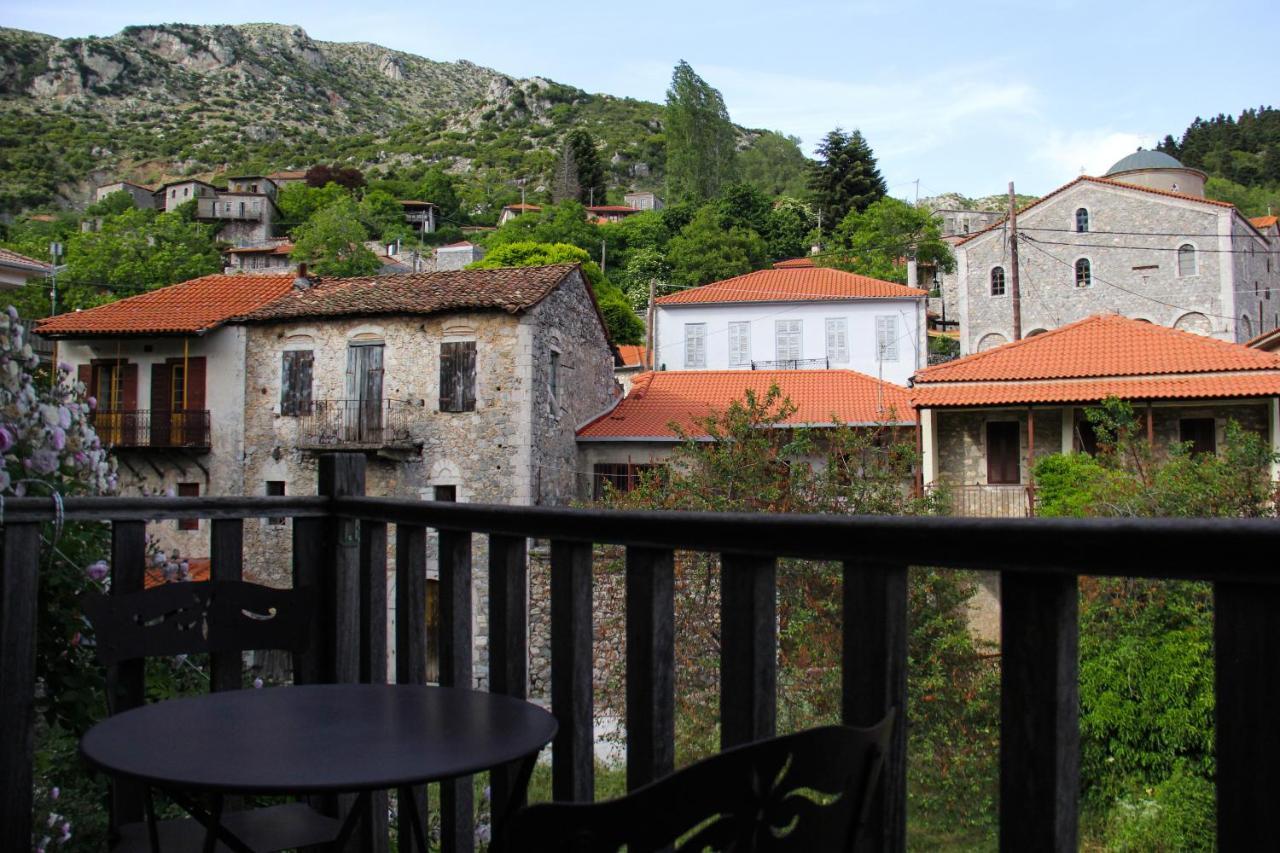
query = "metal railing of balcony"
xmin=750 ymin=357 xmax=830 ymax=370
xmin=2 ymin=453 xmax=1279 ymax=851
xmin=87 ymin=409 xmax=211 ymax=449
xmin=296 ymin=398 xmax=421 ymax=449
xmin=195 ymin=199 xmax=263 ymax=221
xmin=929 ymin=483 xmax=1034 ymax=517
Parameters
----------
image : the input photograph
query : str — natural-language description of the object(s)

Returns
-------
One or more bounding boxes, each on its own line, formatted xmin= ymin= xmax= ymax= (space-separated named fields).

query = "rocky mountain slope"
xmin=0 ymin=23 xmax=674 ymax=213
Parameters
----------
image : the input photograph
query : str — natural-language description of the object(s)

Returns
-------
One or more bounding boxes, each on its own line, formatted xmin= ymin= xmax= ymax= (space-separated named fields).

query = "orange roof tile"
xmin=957 ymin=175 xmax=1239 ymax=246
xmin=912 ymin=374 xmax=1280 ymax=408
xmin=616 ymin=344 xmax=648 ymax=367
xmin=656 ymin=267 xmax=927 ymax=306
xmin=1247 ymin=325 xmax=1280 ymax=352
xmin=225 ymin=241 xmax=293 ymax=255
xmin=36 ymin=275 xmax=297 ymax=337
xmin=578 ymin=369 xmax=915 ymax=440
xmin=145 ymin=558 xmax=211 ymax=589
xmin=1250 ymin=215 xmax=1278 ymax=230
xmin=915 ymin=314 xmax=1280 ymax=383
xmin=0 ymin=247 xmax=52 ymax=271
xmin=772 ymin=257 xmax=816 ymax=269
xmin=587 ymin=205 xmax=639 ymax=213
xmin=503 ymin=203 xmax=541 ymax=211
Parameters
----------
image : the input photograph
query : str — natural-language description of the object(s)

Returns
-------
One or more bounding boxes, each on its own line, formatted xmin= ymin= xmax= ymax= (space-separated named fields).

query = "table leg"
xmin=166 ymin=789 xmax=257 ymax=853
xmin=202 ymin=794 xmax=223 ymax=853
xmin=142 ymin=787 xmax=160 ymax=853
xmin=491 ymin=751 xmax=541 ymax=850
xmin=398 ymin=785 xmax=431 ymax=853
xmin=332 ymin=790 xmax=371 ymax=850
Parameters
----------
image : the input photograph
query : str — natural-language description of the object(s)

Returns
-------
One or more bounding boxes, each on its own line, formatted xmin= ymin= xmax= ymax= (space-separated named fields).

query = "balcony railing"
xmin=930 ymin=483 xmax=1034 ymax=517
xmin=196 ymin=198 xmax=264 ymax=221
xmin=88 ymin=409 xmax=211 ymax=450
xmin=296 ymin=398 xmax=421 ymax=449
xmin=750 ymin=357 xmax=830 ymax=370
xmin=3 ymin=454 xmax=1279 ymax=851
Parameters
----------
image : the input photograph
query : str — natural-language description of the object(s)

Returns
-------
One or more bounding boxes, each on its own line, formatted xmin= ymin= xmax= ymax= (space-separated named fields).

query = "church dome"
xmin=1105 ymin=149 xmax=1187 ymax=176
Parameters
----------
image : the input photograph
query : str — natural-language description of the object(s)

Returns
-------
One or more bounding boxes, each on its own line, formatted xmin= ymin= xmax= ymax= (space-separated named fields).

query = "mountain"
xmin=0 ymin=23 xmax=708 ymax=215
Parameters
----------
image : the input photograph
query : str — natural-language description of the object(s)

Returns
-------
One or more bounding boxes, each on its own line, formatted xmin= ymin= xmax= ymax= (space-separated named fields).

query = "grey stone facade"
xmin=947 ymin=180 xmax=1280 ymax=354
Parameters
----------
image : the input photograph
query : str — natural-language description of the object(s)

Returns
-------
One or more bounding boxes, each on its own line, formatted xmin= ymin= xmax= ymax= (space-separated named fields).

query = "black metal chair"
xmin=497 ymin=711 xmax=895 ymax=852
xmin=82 ymin=580 xmax=339 ymax=853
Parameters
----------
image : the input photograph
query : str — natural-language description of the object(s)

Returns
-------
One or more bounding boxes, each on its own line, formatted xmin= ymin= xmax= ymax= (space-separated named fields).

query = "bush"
xmin=1103 ymin=764 xmax=1216 ymax=852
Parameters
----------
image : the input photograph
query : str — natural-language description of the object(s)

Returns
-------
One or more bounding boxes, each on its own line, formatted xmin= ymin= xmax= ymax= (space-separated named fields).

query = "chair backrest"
xmin=499 ymin=712 xmax=895 ymax=853
xmin=81 ymin=580 xmax=314 ymax=667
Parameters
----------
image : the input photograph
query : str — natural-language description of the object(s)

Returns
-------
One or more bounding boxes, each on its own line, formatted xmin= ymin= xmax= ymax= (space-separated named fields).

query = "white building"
xmin=653 ymin=267 xmax=928 ymax=386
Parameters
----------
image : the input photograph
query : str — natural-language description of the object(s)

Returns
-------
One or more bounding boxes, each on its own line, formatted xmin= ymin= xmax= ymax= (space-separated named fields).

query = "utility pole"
xmin=600 ymin=239 xmax=607 ymax=275
xmin=49 ymin=241 xmax=63 ymax=316
xmin=646 ymin=278 xmax=657 ymax=370
xmin=1007 ymin=181 xmax=1022 ymax=341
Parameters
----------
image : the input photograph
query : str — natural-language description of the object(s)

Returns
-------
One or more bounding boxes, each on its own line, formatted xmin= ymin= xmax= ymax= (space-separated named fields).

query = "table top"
xmin=80 ymin=684 xmax=558 ymax=795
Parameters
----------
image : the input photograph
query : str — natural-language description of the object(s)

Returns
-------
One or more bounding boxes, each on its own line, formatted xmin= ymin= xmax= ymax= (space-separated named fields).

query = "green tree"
xmin=736 ymin=131 xmax=810 ymax=198
xmin=807 ymin=128 xmax=887 ymax=229
xmin=715 ymin=182 xmax=772 ymax=236
xmin=664 ymin=61 xmax=738 ymax=205
xmin=823 ymin=197 xmax=954 ymax=284
xmin=765 ymin=197 xmax=817 ymax=261
xmin=290 ymin=197 xmax=381 ymax=276
xmin=615 ymin=246 xmax=671 ymax=310
xmin=277 ymin=182 xmax=350 ymax=232
xmin=467 ymin=241 xmax=643 ymax=344
xmin=487 ymin=200 xmax=603 ymax=260
xmin=84 ymin=190 xmax=137 ymax=218
xmin=666 ymin=205 xmax=766 ymax=288
xmin=416 ymin=169 xmax=464 ymax=226
xmin=553 ymin=130 xmax=607 ymax=206
xmin=356 ymin=189 xmax=412 ymax=243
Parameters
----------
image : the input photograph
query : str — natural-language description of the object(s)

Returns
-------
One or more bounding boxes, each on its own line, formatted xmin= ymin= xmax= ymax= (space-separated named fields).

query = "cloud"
xmin=1029 ymin=129 xmax=1158 ymax=178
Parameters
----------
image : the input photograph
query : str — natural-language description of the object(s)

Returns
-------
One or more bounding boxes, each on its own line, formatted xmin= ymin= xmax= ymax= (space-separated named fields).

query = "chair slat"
xmin=0 ymin=522 xmax=41 ymax=853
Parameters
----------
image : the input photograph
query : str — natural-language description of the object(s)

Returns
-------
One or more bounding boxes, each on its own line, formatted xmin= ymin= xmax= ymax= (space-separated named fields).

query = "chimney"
xmin=293 ymin=262 xmax=311 ymax=291
xmin=906 ymin=257 xmax=919 ymax=288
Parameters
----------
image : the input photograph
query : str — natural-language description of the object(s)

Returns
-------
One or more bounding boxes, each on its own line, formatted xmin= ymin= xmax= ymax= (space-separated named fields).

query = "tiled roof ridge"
xmin=956 ymin=175 xmax=1240 ymax=247
xmin=0 ymin=247 xmax=53 ymax=270
xmin=657 ymin=267 xmax=928 ymax=305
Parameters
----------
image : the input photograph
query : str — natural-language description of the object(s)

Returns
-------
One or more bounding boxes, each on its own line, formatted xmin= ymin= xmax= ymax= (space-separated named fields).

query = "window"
xmin=1177 ymin=244 xmax=1197 ymax=277
xmin=986 ymin=422 xmax=1020 ymax=484
xmin=177 ymin=483 xmax=199 ymax=530
xmin=266 ymin=481 xmax=286 ymax=525
xmin=775 ymin=319 xmax=802 ymax=361
xmin=1075 ymin=208 xmax=1089 ymax=233
xmin=990 ymin=266 xmax=1006 ymax=296
xmin=728 ymin=322 xmax=751 ymax=367
xmin=439 ymin=341 xmax=476 ymax=412
xmin=434 ymin=485 xmax=457 ymax=502
xmin=875 ymin=315 xmax=899 ymax=362
xmin=684 ymin=323 xmax=707 ymax=368
xmin=548 ymin=350 xmax=561 ymax=411
xmin=592 ymin=463 xmax=657 ymax=500
xmin=1074 ymin=258 xmax=1092 ymax=288
xmin=825 ymin=318 xmax=849 ymax=364
xmin=280 ymin=350 xmax=314 ymax=415
xmin=1179 ymin=418 xmax=1216 ymax=455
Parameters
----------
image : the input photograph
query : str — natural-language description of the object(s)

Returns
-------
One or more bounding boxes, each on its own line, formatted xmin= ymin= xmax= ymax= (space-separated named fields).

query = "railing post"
xmin=842 ymin=559 xmax=908 ymax=853
xmin=394 ymin=522 xmax=429 ymax=853
xmin=439 ymin=529 xmax=474 ymax=853
xmin=999 ymin=572 xmax=1078 ymax=852
xmin=626 ymin=547 xmax=675 ymax=791
xmin=720 ymin=554 xmax=777 ymax=749
xmin=1214 ymin=581 xmax=1280 ymax=849
xmin=210 ymin=519 xmax=244 ymax=693
xmin=0 ymin=522 xmax=41 ymax=853
xmin=489 ymin=534 xmax=529 ymax=833
xmin=551 ymin=540 xmax=594 ymax=802
xmin=108 ymin=520 xmax=148 ymax=832
xmin=358 ymin=519 xmax=389 ymax=853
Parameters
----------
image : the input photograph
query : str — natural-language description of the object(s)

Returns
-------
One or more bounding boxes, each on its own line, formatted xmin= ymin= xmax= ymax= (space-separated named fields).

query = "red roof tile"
xmin=145 ymin=558 xmax=211 ymax=589
xmin=225 ymin=241 xmax=293 ymax=255
xmin=0 ymin=247 xmax=52 ymax=271
xmin=578 ymin=369 xmax=916 ymax=439
xmin=616 ymin=344 xmax=648 ymax=367
xmin=656 ymin=268 xmax=927 ymax=306
xmin=587 ymin=205 xmax=639 ymax=213
xmin=1247 ymin=325 xmax=1280 ymax=352
xmin=1250 ymin=215 xmax=1278 ymax=230
xmin=234 ymin=264 xmax=587 ymax=324
xmin=915 ymin=314 xmax=1280 ymax=383
xmin=36 ymin=275 xmax=297 ymax=337
xmin=503 ymin=203 xmax=541 ymax=211
xmin=912 ymin=374 xmax=1280 ymax=408
xmin=772 ymin=257 xmax=816 ymax=269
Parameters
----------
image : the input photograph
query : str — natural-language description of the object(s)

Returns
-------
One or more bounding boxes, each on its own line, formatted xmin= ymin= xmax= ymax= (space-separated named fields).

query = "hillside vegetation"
xmin=1158 ymin=106 xmax=1280 ymax=216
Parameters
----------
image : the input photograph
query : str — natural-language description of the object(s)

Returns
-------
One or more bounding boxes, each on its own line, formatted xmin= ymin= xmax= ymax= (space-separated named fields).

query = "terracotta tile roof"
xmin=587 ymin=205 xmax=639 ymax=213
xmin=0 ymin=248 xmax=52 ymax=271
xmin=911 ymin=314 xmax=1280 ymax=407
xmin=145 ymin=558 xmax=211 ymax=589
xmin=225 ymin=241 xmax=293 ymax=255
xmin=438 ymin=241 xmax=476 ymax=249
xmin=1250 ymin=215 xmax=1278 ymax=230
xmin=916 ymin=314 xmax=1280 ymax=383
xmin=1247 ymin=325 xmax=1280 ymax=352
xmin=399 ymin=200 xmax=437 ymax=208
xmin=616 ymin=344 xmax=648 ymax=367
xmin=267 ymin=170 xmax=308 ymax=180
xmin=772 ymin=257 xmax=816 ymax=269
xmin=956 ymin=176 xmax=1239 ymax=246
xmin=503 ymin=203 xmax=541 ymax=211
xmin=656 ymin=267 xmax=927 ymax=306
xmin=578 ymin=369 xmax=916 ymax=440
xmin=235 ymin=264 xmax=582 ymax=323
xmin=36 ymin=275 xmax=296 ymax=337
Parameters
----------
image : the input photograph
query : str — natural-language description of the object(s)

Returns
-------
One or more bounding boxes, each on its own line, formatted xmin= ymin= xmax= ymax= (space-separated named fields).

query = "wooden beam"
xmin=720 ymin=553 xmax=777 ymax=749
xmin=438 ymin=529 xmax=474 ymax=853
xmin=109 ymin=520 xmax=147 ymax=830
xmin=394 ymin=523 xmax=428 ymax=853
xmin=489 ymin=534 xmax=529 ymax=832
xmin=0 ymin=523 xmax=41 ymax=853
xmin=209 ymin=518 xmax=244 ymax=693
xmin=626 ymin=547 xmax=675 ymax=791
xmin=551 ymin=540 xmax=594 ymax=802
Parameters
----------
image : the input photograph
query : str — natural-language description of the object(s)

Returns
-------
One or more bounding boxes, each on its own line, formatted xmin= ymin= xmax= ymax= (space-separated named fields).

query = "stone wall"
xmin=1232 ymin=216 xmax=1280 ymax=342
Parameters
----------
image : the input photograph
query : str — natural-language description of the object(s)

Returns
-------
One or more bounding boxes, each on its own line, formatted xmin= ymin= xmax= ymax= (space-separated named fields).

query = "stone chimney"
xmin=293 ymin=262 xmax=312 ymax=290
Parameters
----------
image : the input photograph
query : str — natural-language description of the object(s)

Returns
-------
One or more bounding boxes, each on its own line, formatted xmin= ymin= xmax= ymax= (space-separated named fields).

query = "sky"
xmin=8 ymin=0 xmax=1275 ymax=199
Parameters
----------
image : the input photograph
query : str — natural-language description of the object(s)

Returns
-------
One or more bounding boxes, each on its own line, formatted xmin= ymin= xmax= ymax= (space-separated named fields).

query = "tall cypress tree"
xmin=553 ymin=130 xmax=607 ymax=205
xmin=806 ymin=128 xmax=887 ymax=229
xmin=665 ymin=61 xmax=738 ymax=205
xmin=551 ymin=137 xmax=581 ymax=204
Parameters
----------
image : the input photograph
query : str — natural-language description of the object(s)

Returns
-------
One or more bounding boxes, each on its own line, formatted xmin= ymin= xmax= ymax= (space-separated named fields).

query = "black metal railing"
xmin=88 ymin=409 xmax=211 ymax=450
xmin=296 ymin=399 xmax=421 ymax=449
xmin=750 ymin=357 xmax=829 ymax=370
xmin=930 ymin=483 xmax=1034 ymax=517
xmin=3 ymin=453 xmax=1279 ymax=851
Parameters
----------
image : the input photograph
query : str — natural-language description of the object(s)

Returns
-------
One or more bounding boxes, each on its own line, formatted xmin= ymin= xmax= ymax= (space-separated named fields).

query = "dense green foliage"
xmin=807 ymin=128 xmax=887 ymax=229
xmin=289 ymin=196 xmax=382 ymax=276
xmin=736 ymin=131 xmax=810 ymax=198
xmin=551 ymin=130 xmax=607 ymax=205
xmin=822 ymin=197 xmax=954 ymax=283
xmin=1159 ymin=106 xmax=1280 ymax=215
xmin=665 ymin=205 xmax=767 ymax=288
xmin=664 ymin=61 xmax=738 ymax=205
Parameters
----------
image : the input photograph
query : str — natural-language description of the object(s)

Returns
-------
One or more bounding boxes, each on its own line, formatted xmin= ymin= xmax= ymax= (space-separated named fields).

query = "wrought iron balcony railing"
xmin=750 ymin=357 xmax=830 ymax=370
xmin=295 ymin=398 xmax=421 ymax=449
xmin=88 ymin=409 xmax=211 ymax=450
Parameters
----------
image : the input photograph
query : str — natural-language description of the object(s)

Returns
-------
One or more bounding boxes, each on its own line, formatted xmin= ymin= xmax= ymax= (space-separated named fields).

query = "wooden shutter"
xmin=439 ymin=341 xmax=476 ymax=412
xmin=150 ymin=364 xmax=172 ymax=447
xmin=439 ymin=343 xmax=457 ymax=411
xmin=458 ymin=342 xmax=476 ymax=412
xmin=185 ymin=357 xmax=206 ymax=411
xmin=281 ymin=351 xmax=314 ymax=416
xmin=77 ymin=365 xmax=92 ymax=396
xmin=121 ymin=363 xmax=139 ymax=445
xmin=875 ymin=316 xmax=899 ymax=362
xmin=728 ymin=322 xmax=750 ymax=366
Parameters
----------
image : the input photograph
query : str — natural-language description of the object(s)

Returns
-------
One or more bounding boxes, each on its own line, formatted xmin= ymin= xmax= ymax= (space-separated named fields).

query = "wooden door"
xmin=345 ymin=344 xmax=384 ymax=442
xmin=986 ymin=421 xmax=1021 ymax=484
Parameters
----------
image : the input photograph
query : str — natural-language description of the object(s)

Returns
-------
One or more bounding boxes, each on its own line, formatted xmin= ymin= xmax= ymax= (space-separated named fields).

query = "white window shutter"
xmin=875 ymin=316 xmax=899 ymax=362
xmin=685 ymin=323 xmax=707 ymax=368
xmin=825 ymin=318 xmax=848 ymax=363
xmin=729 ymin=322 xmax=750 ymax=366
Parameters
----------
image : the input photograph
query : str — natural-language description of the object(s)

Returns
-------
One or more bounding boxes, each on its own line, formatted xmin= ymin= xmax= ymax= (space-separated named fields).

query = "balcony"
xmin=196 ymin=198 xmax=264 ymax=221
xmin=88 ymin=409 xmax=211 ymax=450
xmin=3 ymin=454 xmax=1279 ymax=850
xmin=931 ymin=483 xmax=1034 ymax=517
xmin=296 ymin=399 xmax=421 ymax=450
xmin=750 ymin=357 xmax=830 ymax=370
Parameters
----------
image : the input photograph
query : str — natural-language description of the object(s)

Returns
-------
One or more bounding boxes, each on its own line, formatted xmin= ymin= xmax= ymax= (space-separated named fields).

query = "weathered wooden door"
xmin=986 ymin=421 xmax=1021 ymax=484
xmin=345 ymin=343 xmax=384 ymax=442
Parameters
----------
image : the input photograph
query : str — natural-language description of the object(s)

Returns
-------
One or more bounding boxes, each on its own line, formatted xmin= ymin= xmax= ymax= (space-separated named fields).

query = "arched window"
xmin=1177 ymin=244 xmax=1197 ymax=276
xmin=990 ymin=266 xmax=1006 ymax=296
xmin=977 ymin=332 xmax=1008 ymax=351
xmin=1075 ymin=208 xmax=1089 ymax=233
xmin=1074 ymin=258 xmax=1092 ymax=288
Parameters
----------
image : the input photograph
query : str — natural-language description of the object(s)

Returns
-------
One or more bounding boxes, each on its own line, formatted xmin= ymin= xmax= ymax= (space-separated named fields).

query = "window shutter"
xmin=439 ymin=343 xmax=456 ymax=411
xmin=297 ymin=351 xmax=313 ymax=414
xmin=728 ymin=322 xmax=750 ymax=366
xmin=150 ymin=364 xmax=171 ymax=446
xmin=459 ymin=341 xmax=476 ymax=411
xmin=122 ymin=363 xmax=138 ymax=410
xmin=77 ymin=365 xmax=92 ymax=397
xmin=280 ymin=353 xmax=295 ymax=415
xmin=186 ymin=357 xmax=206 ymax=412
xmin=684 ymin=324 xmax=706 ymax=368
xmin=825 ymin=319 xmax=848 ymax=363
xmin=876 ymin=316 xmax=899 ymax=362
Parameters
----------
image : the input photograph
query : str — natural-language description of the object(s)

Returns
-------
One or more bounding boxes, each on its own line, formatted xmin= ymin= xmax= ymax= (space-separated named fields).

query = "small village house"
xmin=93 ymin=180 xmax=157 ymax=209
xmin=0 ymin=247 xmax=51 ymax=290
xmin=498 ymin=202 xmax=541 ymax=225
xmin=623 ymin=191 xmax=663 ymax=211
xmin=399 ymin=200 xmax=438 ymax=236
xmin=223 ymin=240 xmax=295 ymax=274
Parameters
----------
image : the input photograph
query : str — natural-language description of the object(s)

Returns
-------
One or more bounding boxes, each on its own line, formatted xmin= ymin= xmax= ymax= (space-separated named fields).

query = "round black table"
xmin=81 ymin=684 xmax=557 ymax=851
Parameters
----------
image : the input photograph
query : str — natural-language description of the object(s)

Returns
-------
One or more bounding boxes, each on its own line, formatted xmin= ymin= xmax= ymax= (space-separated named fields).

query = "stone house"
xmin=399 ymin=200 xmax=438 ymax=236
xmin=155 ymin=179 xmax=219 ymax=212
xmin=624 ymin=191 xmax=663 ymax=211
xmin=654 ymin=266 xmax=928 ymax=386
xmin=945 ymin=151 xmax=1280 ymax=355
xmin=914 ymin=314 xmax=1280 ymax=518
xmin=36 ymin=274 xmax=297 ymax=559
xmin=434 ymin=241 xmax=485 ymax=271
xmin=577 ymin=368 xmax=915 ymax=500
xmin=223 ymin=241 xmax=294 ymax=274
xmin=202 ymin=176 xmax=282 ymax=247
xmin=230 ymin=264 xmax=618 ymax=683
xmin=94 ymin=181 xmax=157 ymax=209
xmin=0 ymin=247 xmax=51 ymax=290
